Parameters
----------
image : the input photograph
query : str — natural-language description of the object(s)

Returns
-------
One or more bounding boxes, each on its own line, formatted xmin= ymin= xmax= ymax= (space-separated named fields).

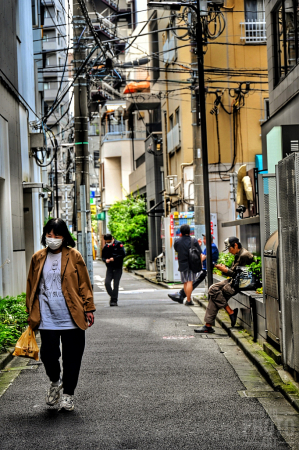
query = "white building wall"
xmin=0 ymin=117 xmax=14 ymax=297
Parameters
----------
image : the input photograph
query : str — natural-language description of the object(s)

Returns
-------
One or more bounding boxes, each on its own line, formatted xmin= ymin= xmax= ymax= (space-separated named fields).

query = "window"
xmin=44 ymin=82 xmax=50 ymax=90
xmin=94 ymin=151 xmax=100 ymax=168
xmin=175 ymin=108 xmax=180 ymax=125
xmin=274 ymin=0 xmax=298 ymax=83
xmin=241 ymin=0 xmax=266 ymax=43
xmin=245 ymin=0 xmax=265 ymax=22
xmin=43 ymin=34 xmax=49 ymax=41
xmin=58 ymin=34 xmax=61 ymax=45
xmin=32 ymin=0 xmax=38 ymax=27
xmin=169 ymin=114 xmax=174 ymax=130
xmin=264 ymin=98 xmax=270 ymax=120
xmin=46 ymin=57 xmax=50 ymax=66
xmin=150 ymin=13 xmax=160 ymax=82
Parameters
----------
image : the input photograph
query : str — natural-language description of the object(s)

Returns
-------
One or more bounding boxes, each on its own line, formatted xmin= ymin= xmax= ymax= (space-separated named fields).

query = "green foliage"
xmin=91 ymin=219 xmax=98 ymax=234
xmin=216 ymin=252 xmax=235 ymax=268
xmin=108 ymin=195 xmax=148 ymax=255
xmin=0 ymin=293 xmax=27 ymax=353
xmin=247 ymin=256 xmax=262 ymax=281
xmin=123 ymin=255 xmax=146 ymax=270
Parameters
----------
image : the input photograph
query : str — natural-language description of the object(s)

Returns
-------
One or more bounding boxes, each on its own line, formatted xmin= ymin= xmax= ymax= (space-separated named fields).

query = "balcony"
xmin=167 ymin=124 xmax=180 ymax=153
xmin=240 ymin=21 xmax=266 ymax=44
xmin=102 ymin=130 xmax=146 ymax=142
xmin=163 ymin=35 xmax=177 ymax=64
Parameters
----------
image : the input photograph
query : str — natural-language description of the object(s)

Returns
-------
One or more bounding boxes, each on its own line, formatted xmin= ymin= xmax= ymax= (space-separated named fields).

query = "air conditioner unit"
xmin=165 ymin=175 xmax=178 ymax=195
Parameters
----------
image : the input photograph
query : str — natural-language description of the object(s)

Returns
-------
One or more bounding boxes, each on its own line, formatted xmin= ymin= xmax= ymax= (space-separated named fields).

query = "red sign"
xmin=170 ymin=214 xmax=174 ymax=238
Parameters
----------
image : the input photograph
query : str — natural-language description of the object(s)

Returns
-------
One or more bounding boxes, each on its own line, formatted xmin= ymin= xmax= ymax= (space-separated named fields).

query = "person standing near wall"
xmin=26 ymin=218 xmax=95 ymax=411
xmin=102 ymin=234 xmax=126 ymax=306
xmin=169 ymin=234 xmax=219 ymax=303
xmin=174 ymin=224 xmax=202 ymax=306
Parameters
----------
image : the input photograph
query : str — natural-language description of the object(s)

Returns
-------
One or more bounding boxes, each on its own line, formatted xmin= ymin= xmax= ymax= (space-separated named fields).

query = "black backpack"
xmin=188 ymin=238 xmax=202 ymax=273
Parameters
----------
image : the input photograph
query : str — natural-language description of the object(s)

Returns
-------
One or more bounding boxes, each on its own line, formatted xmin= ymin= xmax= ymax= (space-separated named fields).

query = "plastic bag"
xmin=13 ymin=326 xmax=39 ymax=361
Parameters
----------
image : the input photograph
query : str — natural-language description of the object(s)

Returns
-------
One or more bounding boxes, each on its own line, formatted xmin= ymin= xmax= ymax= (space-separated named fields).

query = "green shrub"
xmin=108 ymin=195 xmax=148 ymax=256
xmin=0 ymin=293 xmax=27 ymax=353
xmin=216 ymin=252 xmax=235 ymax=268
xmin=123 ymin=255 xmax=146 ymax=270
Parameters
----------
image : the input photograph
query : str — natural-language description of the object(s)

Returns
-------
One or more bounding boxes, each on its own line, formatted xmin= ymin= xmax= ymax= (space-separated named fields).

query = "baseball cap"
xmin=223 ymin=236 xmax=240 ymax=252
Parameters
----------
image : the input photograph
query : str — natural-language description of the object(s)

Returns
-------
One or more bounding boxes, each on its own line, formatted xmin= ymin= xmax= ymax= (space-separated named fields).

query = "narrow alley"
xmin=0 ymin=262 xmax=296 ymax=449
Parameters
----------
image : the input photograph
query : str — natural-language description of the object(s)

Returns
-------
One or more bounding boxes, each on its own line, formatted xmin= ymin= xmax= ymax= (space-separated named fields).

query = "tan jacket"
xmin=26 ymin=246 xmax=96 ymax=331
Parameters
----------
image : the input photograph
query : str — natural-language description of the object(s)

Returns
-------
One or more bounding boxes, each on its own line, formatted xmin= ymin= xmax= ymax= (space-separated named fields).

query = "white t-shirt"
xmin=38 ymin=252 xmax=77 ymax=330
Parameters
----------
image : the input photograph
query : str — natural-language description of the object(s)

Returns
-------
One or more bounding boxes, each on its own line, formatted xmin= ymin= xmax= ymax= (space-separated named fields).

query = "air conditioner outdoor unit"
xmin=165 ymin=175 xmax=178 ymax=195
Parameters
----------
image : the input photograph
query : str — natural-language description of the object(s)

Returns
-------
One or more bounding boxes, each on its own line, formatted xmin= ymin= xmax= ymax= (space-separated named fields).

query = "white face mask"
xmin=46 ymin=237 xmax=63 ymax=250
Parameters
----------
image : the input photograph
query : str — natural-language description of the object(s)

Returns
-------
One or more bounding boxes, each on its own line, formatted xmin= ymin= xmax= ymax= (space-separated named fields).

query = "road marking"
xmin=163 ymin=336 xmax=195 ymax=340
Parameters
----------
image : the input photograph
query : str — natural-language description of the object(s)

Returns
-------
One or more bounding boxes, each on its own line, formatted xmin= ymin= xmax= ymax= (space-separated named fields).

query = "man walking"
xmin=168 ymin=234 xmax=219 ymax=303
xmin=102 ymin=234 xmax=125 ymax=306
xmin=173 ymin=224 xmax=202 ymax=306
xmin=195 ymin=236 xmax=253 ymax=333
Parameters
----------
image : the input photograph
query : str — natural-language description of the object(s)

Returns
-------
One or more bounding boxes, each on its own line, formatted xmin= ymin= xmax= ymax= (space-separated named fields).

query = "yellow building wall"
xmin=204 ymin=0 xmax=268 ymax=166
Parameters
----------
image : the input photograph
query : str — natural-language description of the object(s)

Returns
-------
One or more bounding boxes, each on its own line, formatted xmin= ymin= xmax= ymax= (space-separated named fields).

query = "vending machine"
xmin=162 ymin=212 xmax=218 ymax=282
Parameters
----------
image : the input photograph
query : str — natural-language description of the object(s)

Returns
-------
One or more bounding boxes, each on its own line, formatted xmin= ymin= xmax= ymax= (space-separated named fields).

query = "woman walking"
xmin=26 ymin=218 xmax=95 ymax=411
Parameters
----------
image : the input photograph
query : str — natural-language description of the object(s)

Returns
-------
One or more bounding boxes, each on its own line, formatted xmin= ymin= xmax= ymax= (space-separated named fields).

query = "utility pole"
xmin=73 ymin=2 xmax=93 ymax=284
xmin=194 ymin=1 xmax=213 ymax=287
xmin=54 ymin=141 xmax=59 ymax=218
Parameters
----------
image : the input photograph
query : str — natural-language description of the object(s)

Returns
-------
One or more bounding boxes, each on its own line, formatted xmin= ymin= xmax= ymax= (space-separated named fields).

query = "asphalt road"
xmin=0 ymin=261 xmax=289 ymax=449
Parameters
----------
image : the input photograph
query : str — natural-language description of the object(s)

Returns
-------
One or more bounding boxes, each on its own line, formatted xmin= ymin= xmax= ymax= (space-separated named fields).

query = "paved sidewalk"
xmin=0 ymin=263 xmax=292 ymax=449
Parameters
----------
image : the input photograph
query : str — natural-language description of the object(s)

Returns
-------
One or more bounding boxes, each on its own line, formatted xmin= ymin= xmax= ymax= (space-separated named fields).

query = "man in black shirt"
xmin=102 ymin=234 xmax=126 ymax=306
xmin=173 ymin=224 xmax=201 ymax=306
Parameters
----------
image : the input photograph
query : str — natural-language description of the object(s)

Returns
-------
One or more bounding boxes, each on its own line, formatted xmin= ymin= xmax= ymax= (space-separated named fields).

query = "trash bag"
xmin=13 ymin=326 xmax=39 ymax=361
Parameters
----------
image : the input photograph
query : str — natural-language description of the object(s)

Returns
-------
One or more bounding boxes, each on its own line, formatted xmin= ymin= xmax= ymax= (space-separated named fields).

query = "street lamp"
xmin=148 ymin=0 xmax=213 ymax=287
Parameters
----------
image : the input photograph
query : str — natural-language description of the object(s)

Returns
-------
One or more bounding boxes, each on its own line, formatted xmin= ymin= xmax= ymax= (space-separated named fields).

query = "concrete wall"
xmin=0 ymin=0 xmax=43 ymax=295
xmin=129 ymin=161 xmax=146 ymax=194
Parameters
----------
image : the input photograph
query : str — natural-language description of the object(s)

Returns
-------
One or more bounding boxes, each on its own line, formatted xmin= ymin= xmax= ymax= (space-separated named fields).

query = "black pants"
xmin=179 ymin=270 xmax=207 ymax=299
xmin=40 ymin=328 xmax=85 ymax=396
xmin=105 ymin=266 xmax=123 ymax=301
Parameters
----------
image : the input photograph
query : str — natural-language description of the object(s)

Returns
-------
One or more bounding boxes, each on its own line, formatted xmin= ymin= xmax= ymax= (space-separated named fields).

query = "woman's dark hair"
xmin=180 ymin=224 xmax=190 ymax=236
xmin=41 ymin=218 xmax=75 ymax=248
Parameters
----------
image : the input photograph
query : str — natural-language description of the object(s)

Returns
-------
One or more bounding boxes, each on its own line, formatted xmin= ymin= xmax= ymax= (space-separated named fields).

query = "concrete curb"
xmin=193 ymin=295 xmax=299 ymax=413
xmin=0 ymin=348 xmax=15 ymax=371
xmin=127 ymin=269 xmax=183 ymax=290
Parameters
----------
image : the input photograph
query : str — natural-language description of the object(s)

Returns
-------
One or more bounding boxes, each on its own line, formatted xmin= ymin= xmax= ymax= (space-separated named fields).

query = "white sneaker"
xmin=59 ymin=394 xmax=75 ymax=411
xmin=46 ymin=379 xmax=63 ymax=406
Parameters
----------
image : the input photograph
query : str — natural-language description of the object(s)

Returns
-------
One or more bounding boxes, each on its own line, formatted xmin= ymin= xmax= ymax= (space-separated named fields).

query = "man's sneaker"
xmin=230 ymin=308 xmax=239 ymax=328
xmin=168 ymin=293 xmax=184 ymax=304
xmin=183 ymin=299 xmax=194 ymax=306
xmin=46 ymin=379 xmax=63 ymax=406
xmin=59 ymin=394 xmax=75 ymax=411
xmin=194 ymin=325 xmax=215 ymax=333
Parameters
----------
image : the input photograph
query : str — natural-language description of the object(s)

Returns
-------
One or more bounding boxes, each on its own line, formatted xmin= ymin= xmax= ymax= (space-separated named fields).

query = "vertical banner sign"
xmin=170 ymin=214 xmax=174 ymax=247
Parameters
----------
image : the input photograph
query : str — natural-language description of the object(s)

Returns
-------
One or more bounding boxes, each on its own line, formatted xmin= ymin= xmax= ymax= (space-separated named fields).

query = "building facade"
xmin=0 ymin=0 xmax=45 ymax=296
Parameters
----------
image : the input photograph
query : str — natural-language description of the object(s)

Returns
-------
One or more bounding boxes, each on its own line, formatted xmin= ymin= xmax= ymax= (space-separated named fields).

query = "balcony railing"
xmin=240 ymin=21 xmax=266 ymax=43
xmin=102 ymin=130 xmax=146 ymax=142
xmin=167 ymin=124 xmax=180 ymax=153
